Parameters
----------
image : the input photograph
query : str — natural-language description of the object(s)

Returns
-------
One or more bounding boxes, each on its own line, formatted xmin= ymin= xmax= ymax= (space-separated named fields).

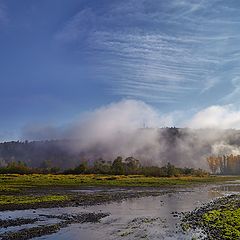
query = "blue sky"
xmin=1 ymin=0 xmax=240 ymax=140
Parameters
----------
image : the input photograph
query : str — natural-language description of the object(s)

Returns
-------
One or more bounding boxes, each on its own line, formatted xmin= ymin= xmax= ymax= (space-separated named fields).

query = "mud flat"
xmin=0 ymin=187 xmax=174 ymax=240
xmin=0 ymin=187 xmax=171 ymax=211
xmin=0 ymin=184 xmax=227 ymax=240
xmin=0 ymin=212 xmax=109 ymax=240
xmin=1 ymin=179 xmax=240 ymax=240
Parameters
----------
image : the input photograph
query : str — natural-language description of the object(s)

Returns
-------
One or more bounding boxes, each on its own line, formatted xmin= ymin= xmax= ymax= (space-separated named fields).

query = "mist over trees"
xmin=0 ymin=140 xmax=81 ymax=169
xmin=1 ymin=128 xmax=240 ymax=171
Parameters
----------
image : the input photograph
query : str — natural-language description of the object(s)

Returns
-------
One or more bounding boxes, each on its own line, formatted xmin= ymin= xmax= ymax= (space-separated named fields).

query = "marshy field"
xmin=2 ymin=0 xmax=240 ymax=239
xmin=1 ymin=174 xmax=240 ymax=239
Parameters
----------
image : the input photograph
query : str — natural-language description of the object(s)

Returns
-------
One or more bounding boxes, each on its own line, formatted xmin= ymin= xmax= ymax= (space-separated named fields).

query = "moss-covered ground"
xmin=182 ymin=194 xmax=240 ymax=239
xmin=203 ymin=208 xmax=240 ymax=239
xmin=0 ymin=195 xmax=69 ymax=205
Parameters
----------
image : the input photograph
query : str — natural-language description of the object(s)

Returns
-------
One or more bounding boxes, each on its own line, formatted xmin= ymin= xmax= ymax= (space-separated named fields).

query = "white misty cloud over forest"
xmin=23 ymin=99 xmax=240 ymax=141
xmin=188 ymin=105 xmax=240 ymax=129
xmin=75 ymin=100 xmax=240 ymax=130
xmin=21 ymin=99 xmax=240 ymax=170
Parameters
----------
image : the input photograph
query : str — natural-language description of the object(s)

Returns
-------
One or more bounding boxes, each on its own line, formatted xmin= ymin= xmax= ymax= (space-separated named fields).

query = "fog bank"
xmin=21 ymin=100 xmax=240 ymax=169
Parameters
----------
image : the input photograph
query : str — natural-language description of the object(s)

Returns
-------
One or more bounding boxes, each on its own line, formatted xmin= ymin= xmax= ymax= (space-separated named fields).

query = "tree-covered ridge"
xmin=1 ymin=128 xmax=240 ymax=171
xmin=0 ymin=140 xmax=80 ymax=169
xmin=0 ymin=128 xmax=184 ymax=169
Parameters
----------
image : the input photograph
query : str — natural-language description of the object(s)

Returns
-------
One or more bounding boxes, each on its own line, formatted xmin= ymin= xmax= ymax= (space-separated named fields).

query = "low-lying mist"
xmin=14 ymin=100 xmax=240 ymax=170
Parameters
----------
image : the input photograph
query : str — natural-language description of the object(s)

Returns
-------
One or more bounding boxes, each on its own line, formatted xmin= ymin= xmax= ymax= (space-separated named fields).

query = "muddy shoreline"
xmin=0 ymin=186 xmax=175 ymax=211
xmin=1 ymin=183 xmax=237 ymax=240
xmin=0 ymin=187 xmax=177 ymax=240
xmin=0 ymin=212 xmax=110 ymax=240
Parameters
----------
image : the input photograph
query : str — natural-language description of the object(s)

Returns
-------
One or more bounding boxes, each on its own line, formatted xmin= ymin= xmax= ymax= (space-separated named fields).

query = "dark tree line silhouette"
xmin=0 ymin=156 xmax=208 ymax=177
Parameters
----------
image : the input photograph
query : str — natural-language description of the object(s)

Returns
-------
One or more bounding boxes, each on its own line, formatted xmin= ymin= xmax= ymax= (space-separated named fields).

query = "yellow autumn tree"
xmin=207 ymin=156 xmax=220 ymax=174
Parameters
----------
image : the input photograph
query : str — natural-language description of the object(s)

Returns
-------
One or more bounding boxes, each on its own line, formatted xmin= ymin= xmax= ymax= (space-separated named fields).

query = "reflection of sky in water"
xmin=0 ymin=184 xmax=236 ymax=240
xmin=37 ymin=189 xmax=212 ymax=240
xmin=213 ymin=184 xmax=240 ymax=195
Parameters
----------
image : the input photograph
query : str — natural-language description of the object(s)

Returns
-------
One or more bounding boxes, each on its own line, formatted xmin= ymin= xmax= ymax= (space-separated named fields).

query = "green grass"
xmin=1 ymin=174 xmax=240 ymax=209
xmin=0 ymin=185 xmax=20 ymax=193
xmin=0 ymin=195 xmax=69 ymax=205
xmin=1 ymin=174 xmax=240 ymax=190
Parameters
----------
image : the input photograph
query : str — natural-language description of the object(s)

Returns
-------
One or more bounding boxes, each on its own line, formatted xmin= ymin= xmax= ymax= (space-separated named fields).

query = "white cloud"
xmin=67 ymin=99 xmax=170 ymax=144
xmin=187 ymin=104 xmax=240 ymax=129
xmin=211 ymin=142 xmax=240 ymax=156
xmin=23 ymin=99 xmax=180 ymax=141
xmin=22 ymin=99 xmax=202 ymax=167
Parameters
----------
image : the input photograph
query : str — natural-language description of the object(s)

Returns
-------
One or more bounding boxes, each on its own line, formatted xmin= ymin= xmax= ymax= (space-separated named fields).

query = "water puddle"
xmin=0 ymin=184 xmax=237 ymax=240
xmin=212 ymin=184 xmax=240 ymax=194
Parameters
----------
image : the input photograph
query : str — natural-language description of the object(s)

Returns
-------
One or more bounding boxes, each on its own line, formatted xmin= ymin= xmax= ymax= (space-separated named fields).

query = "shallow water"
xmin=213 ymin=184 xmax=240 ymax=194
xmin=0 ymin=184 xmax=233 ymax=239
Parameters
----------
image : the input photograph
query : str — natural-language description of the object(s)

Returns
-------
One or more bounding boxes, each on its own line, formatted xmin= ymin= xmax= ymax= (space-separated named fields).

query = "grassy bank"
xmin=1 ymin=174 xmax=240 ymax=210
xmin=1 ymin=174 xmax=240 ymax=192
xmin=0 ymin=195 xmax=69 ymax=205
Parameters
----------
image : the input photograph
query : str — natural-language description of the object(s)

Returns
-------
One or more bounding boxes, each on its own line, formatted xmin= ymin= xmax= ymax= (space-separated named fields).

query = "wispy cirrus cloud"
xmin=56 ymin=8 xmax=95 ymax=42
xmin=0 ymin=1 xmax=8 ymax=26
xmin=222 ymin=77 xmax=240 ymax=103
xmin=55 ymin=0 xmax=240 ymax=103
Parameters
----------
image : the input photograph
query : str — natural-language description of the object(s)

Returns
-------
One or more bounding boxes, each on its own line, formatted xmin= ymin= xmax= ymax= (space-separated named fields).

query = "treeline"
xmin=0 ymin=156 xmax=208 ymax=177
xmin=2 ymin=129 xmax=240 ymax=170
xmin=0 ymin=161 xmax=60 ymax=174
xmin=64 ymin=156 xmax=208 ymax=177
xmin=207 ymin=154 xmax=240 ymax=175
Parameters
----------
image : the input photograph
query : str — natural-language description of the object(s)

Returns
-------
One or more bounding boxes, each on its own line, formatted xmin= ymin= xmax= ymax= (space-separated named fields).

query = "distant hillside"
xmin=1 ymin=128 xmax=240 ymax=169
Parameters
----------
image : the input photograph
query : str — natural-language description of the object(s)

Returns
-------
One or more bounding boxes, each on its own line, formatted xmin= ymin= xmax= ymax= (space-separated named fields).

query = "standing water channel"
xmin=1 ymin=183 xmax=239 ymax=240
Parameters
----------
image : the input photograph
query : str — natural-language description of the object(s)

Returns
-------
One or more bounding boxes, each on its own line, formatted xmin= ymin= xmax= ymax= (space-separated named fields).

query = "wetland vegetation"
xmin=1 ymin=174 xmax=240 ymax=239
xmin=2 ymin=161 xmax=240 ymax=239
xmin=0 ymin=173 xmax=240 ymax=209
xmin=182 ymin=194 xmax=240 ymax=239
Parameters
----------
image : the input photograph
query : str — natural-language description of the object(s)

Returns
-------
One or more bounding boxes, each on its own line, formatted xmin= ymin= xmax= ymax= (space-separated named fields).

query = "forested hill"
xmin=1 ymin=128 xmax=240 ymax=169
xmin=0 ymin=140 xmax=78 ymax=169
